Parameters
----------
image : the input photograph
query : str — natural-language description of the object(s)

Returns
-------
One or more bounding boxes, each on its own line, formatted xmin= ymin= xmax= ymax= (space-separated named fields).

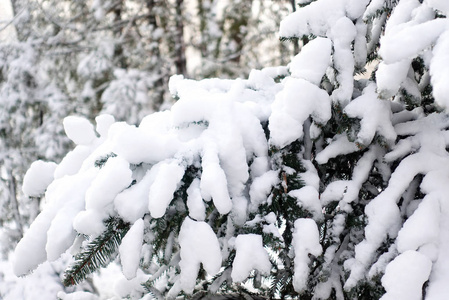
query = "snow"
xmin=347 ymin=150 xmax=449 ymax=289
xmin=178 ymin=218 xmax=222 ymax=294
xmin=13 ymin=169 xmax=97 ymax=276
xmin=279 ymin=0 xmax=346 ymax=38
xmin=288 ymin=186 xmax=323 ymax=221
xmin=1 ymin=255 xmax=67 ymax=300
xmin=396 ymin=195 xmax=440 ymax=254
xmin=376 ymin=59 xmax=411 ymax=99
xmin=427 ymin=0 xmax=449 ymax=14
xmin=119 ymin=219 xmax=144 ymax=280
xmin=289 ymin=37 xmax=332 ymax=85
xmin=8 ymin=1 xmax=449 ymax=298
xmin=329 ymin=17 xmax=357 ymax=106
xmin=185 ymin=179 xmax=205 ymax=221
xmin=110 ymin=123 xmax=181 ymax=165
xmin=57 ymin=291 xmax=99 ymax=300
xmin=269 ymin=77 xmax=331 ymax=148
xmin=344 ymin=83 xmax=396 ymax=146
xmin=54 ymin=146 xmax=93 ymax=179
xmin=46 ymin=206 xmax=81 ymax=261
xmin=114 ymin=269 xmax=149 ymax=300
xmin=430 ymin=29 xmax=449 ymax=109
xmin=85 ymin=156 xmax=132 ymax=210
xmin=95 ymin=114 xmax=115 ymax=138
xmin=292 ymin=218 xmax=322 ymax=292
xmin=63 ymin=116 xmax=97 ymax=146
xmin=231 ymin=234 xmax=271 ymax=282
xmin=148 ymin=161 xmax=185 ymax=218
xmin=114 ymin=168 xmax=155 ymax=223
xmin=363 ymin=0 xmax=386 ymax=20
xmin=380 ymin=251 xmax=432 ymax=300
xmin=385 ymin=0 xmax=421 ymax=35
xmin=380 ymin=19 xmax=447 ymax=64
xmin=315 ymin=134 xmax=359 ymax=164
xmin=249 ymin=170 xmax=279 ymax=210
xmin=22 ymin=160 xmax=57 ymax=197
xmin=200 ymin=142 xmax=232 ymax=214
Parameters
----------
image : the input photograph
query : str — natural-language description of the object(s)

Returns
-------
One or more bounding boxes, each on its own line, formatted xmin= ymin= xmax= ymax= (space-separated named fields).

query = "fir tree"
xmin=12 ymin=0 xmax=449 ymax=299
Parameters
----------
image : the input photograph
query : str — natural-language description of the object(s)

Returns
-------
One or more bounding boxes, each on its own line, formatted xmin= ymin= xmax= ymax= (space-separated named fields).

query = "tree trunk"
xmin=174 ymin=0 xmax=187 ymax=76
xmin=7 ymin=170 xmax=23 ymax=238
xmin=146 ymin=0 xmax=166 ymax=108
xmin=10 ymin=0 xmax=31 ymax=42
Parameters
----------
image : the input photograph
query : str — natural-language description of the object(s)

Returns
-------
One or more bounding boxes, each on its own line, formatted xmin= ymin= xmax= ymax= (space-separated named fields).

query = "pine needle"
xmin=63 ymin=217 xmax=130 ymax=286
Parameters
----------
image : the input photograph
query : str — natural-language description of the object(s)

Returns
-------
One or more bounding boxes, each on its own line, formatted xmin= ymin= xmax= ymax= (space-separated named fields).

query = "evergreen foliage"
xmin=63 ymin=217 xmax=130 ymax=286
xmin=9 ymin=0 xmax=449 ymax=299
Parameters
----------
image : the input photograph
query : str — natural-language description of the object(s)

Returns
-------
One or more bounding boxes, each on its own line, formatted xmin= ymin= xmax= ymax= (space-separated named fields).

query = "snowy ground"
xmin=0 ymin=253 xmax=126 ymax=300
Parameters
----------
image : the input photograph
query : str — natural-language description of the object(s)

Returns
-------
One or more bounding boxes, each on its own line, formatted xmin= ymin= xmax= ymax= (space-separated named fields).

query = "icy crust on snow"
xmin=178 ymin=218 xmax=222 ymax=294
xmin=231 ymin=234 xmax=271 ymax=282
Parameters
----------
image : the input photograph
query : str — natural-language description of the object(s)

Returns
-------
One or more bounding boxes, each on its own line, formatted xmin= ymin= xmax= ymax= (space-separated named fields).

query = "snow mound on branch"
xmin=396 ymin=195 xmax=440 ymax=254
xmin=380 ymin=19 xmax=447 ymax=64
xmin=148 ymin=161 xmax=185 ymax=218
xmin=427 ymin=0 xmax=449 ymax=14
xmin=95 ymin=114 xmax=115 ymax=138
xmin=63 ymin=116 xmax=97 ymax=146
xmin=13 ymin=170 xmax=97 ymax=276
xmin=85 ymin=156 xmax=132 ymax=210
xmin=344 ymin=83 xmax=396 ymax=146
xmin=269 ymin=78 xmax=331 ymax=148
xmin=186 ymin=178 xmax=206 ymax=221
xmin=430 ymin=29 xmax=449 ymax=110
xmin=200 ymin=142 xmax=232 ymax=214
xmin=22 ymin=160 xmax=57 ymax=197
xmin=292 ymin=218 xmax=322 ymax=292
xmin=380 ymin=251 xmax=431 ymax=300
xmin=231 ymin=234 xmax=271 ymax=282
xmin=288 ymin=186 xmax=323 ymax=221
xmin=119 ymin=219 xmax=144 ymax=280
xmin=289 ymin=37 xmax=332 ymax=85
xmin=179 ymin=218 xmax=222 ymax=294
xmin=315 ymin=134 xmax=359 ymax=164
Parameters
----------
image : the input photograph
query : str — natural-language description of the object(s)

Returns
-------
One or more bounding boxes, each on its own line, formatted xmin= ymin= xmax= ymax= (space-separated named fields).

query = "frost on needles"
xmin=15 ymin=0 xmax=449 ymax=299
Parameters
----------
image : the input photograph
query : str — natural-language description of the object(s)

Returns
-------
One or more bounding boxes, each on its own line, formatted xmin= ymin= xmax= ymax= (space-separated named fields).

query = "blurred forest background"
xmin=0 ymin=0 xmax=298 ymax=290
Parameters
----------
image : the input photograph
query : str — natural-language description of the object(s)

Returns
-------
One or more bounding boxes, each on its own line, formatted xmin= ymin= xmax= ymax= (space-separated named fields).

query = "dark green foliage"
xmin=346 ymin=278 xmax=386 ymax=300
xmin=94 ymin=153 xmax=117 ymax=169
xmin=63 ymin=217 xmax=130 ymax=286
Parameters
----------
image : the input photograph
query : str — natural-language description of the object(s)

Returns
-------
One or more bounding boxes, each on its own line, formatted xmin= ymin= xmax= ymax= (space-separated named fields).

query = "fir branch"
xmin=63 ymin=217 xmax=130 ymax=286
xmin=94 ymin=152 xmax=117 ymax=168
